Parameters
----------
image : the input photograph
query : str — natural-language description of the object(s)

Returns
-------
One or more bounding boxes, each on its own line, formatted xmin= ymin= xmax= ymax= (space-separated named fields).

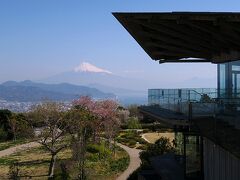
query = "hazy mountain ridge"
xmin=40 ymin=69 xmax=148 ymax=104
xmin=0 ymin=81 xmax=115 ymax=102
xmin=41 ymin=69 xmax=152 ymax=91
xmin=88 ymin=83 xmax=146 ymax=96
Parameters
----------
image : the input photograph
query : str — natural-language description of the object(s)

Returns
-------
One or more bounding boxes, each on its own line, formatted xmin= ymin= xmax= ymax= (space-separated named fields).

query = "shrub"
xmin=60 ymin=163 xmax=70 ymax=180
xmin=127 ymin=117 xmax=142 ymax=129
xmin=0 ymin=127 xmax=8 ymax=141
xmin=8 ymin=162 xmax=20 ymax=180
xmin=110 ymin=157 xmax=130 ymax=172
xmin=118 ymin=138 xmax=129 ymax=144
xmin=127 ymin=140 xmax=137 ymax=148
xmin=139 ymin=137 xmax=175 ymax=164
xmin=153 ymin=137 xmax=174 ymax=154
xmin=121 ymin=132 xmax=135 ymax=139
xmin=135 ymin=137 xmax=148 ymax=144
xmin=128 ymin=140 xmax=136 ymax=146
xmin=120 ymin=134 xmax=128 ymax=139
xmin=136 ymin=145 xmax=148 ymax=150
xmin=87 ymin=142 xmax=111 ymax=160
xmin=87 ymin=153 xmax=99 ymax=162
xmin=142 ymin=129 xmax=149 ymax=134
xmin=87 ymin=144 xmax=100 ymax=154
xmin=115 ymin=137 xmax=123 ymax=143
xmin=141 ymin=123 xmax=169 ymax=131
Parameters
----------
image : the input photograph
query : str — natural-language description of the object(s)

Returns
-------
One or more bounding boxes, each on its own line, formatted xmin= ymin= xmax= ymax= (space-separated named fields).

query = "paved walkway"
xmin=116 ymin=143 xmax=142 ymax=180
xmin=0 ymin=141 xmax=41 ymax=158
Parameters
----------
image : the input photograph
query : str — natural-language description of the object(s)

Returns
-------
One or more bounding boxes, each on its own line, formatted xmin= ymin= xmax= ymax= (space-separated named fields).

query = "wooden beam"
xmin=137 ymin=30 xmax=212 ymax=55
xmin=155 ymin=21 xmax=227 ymax=53
xmin=219 ymin=22 xmax=240 ymax=42
xmin=187 ymin=21 xmax=240 ymax=48
xmin=134 ymin=19 xmax=216 ymax=51
xmin=126 ymin=20 xmax=210 ymax=59
xmin=159 ymin=59 xmax=211 ymax=63
xmin=146 ymin=42 xmax=211 ymax=58
xmin=126 ymin=19 xmax=212 ymax=59
xmin=212 ymin=51 xmax=240 ymax=62
xmin=158 ymin=19 xmax=232 ymax=51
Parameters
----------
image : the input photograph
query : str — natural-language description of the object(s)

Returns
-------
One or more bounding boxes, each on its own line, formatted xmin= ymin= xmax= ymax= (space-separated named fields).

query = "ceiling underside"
xmin=113 ymin=12 xmax=240 ymax=64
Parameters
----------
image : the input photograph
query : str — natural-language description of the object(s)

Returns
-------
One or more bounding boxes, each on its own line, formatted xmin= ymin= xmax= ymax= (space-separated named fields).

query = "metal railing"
xmin=148 ymin=88 xmax=240 ymax=127
xmin=148 ymin=88 xmax=240 ymax=159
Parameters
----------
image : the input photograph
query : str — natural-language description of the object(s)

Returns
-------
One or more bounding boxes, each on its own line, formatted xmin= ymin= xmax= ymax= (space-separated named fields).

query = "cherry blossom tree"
xmin=69 ymin=97 xmax=119 ymax=179
xmin=73 ymin=97 xmax=119 ymax=147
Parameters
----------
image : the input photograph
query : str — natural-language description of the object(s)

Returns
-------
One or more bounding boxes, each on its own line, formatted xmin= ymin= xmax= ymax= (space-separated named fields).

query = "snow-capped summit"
xmin=41 ymin=62 xmax=150 ymax=92
xmin=74 ymin=62 xmax=112 ymax=74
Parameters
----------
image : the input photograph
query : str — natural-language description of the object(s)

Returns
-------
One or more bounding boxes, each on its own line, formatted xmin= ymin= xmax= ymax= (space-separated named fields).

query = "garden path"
xmin=0 ymin=141 xmax=142 ymax=180
xmin=0 ymin=141 xmax=40 ymax=158
xmin=116 ymin=143 xmax=142 ymax=180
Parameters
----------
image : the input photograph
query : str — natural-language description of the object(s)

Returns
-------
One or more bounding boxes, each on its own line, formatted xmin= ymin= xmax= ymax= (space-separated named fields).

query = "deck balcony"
xmin=140 ymin=88 xmax=240 ymax=159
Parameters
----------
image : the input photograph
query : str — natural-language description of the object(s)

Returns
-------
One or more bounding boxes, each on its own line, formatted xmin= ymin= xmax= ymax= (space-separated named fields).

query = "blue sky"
xmin=1 ymin=0 xmax=240 ymax=87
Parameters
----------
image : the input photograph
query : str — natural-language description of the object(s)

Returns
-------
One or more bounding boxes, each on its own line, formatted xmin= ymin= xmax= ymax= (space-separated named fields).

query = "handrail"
xmin=149 ymin=88 xmax=240 ymax=112
xmin=149 ymin=95 xmax=199 ymax=104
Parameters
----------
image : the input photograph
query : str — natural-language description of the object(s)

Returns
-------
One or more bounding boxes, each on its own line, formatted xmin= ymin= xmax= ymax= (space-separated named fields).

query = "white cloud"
xmin=74 ymin=62 xmax=112 ymax=74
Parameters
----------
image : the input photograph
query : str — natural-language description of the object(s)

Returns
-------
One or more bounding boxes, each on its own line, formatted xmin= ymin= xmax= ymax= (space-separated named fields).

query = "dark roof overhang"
xmin=113 ymin=12 xmax=240 ymax=64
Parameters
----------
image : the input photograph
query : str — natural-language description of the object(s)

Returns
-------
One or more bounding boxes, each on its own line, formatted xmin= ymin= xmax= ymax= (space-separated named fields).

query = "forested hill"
xmin=0 ymin=81 xmax=115 ymax=102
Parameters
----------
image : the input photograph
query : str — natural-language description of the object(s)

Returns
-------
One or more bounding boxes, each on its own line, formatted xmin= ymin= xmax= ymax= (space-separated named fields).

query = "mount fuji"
xmin=40 ymin=62 xmax=148 ymax=104
xmin=42 ymin=62 xmax=148 ymax=92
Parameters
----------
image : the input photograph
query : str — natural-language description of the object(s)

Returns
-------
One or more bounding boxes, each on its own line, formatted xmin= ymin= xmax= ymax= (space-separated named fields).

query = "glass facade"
xmin=218 ymin=61 xmax=240 ymax=98
xmin=174 ymin=132 xmax=202 ymax=179
xmin=219 ymin=64 xmax=226 ymax=97
xmin=148 ymin=89 xmax=217 ymax=105
xmin=145 ymin=62 xmax=240 ymax=179
xmin=148 ymin=88 xmax=217 ymax=116
xmin=148 ymin=61 xmax=240 ymax=117
xmin=217 ymin=60 xmax=240 ymax=111
xmin=184 ymin=134 xmax=202 ymax=179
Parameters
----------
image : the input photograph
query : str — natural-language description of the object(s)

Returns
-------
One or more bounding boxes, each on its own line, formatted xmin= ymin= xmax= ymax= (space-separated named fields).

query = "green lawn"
xmin=0 ymin=141 xmax=129 ymax=179
xmin=142 ymin=132 xmax=175 ymax=144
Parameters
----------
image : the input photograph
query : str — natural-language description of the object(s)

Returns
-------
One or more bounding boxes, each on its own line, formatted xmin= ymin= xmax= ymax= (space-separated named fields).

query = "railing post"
xmin=188 ymin=102 xmax=192 ymax=121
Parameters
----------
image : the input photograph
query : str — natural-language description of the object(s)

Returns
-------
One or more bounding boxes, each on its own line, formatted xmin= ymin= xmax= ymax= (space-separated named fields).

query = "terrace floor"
xmin=139 ymin=106 xmax=189 ymax=127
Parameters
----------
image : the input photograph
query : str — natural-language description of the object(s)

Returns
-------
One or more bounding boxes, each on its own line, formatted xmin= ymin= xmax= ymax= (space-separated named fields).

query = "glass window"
xmin=219 ymin=64 xmax=226 ymax=97
xmin=232 ymin=65 xmax=240 ymax=71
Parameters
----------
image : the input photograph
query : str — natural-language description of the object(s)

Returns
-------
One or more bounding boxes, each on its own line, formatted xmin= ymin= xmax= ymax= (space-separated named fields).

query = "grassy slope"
xmin=0 ymin=139 xmax=31 ymax=151
xmin=0 ymin=143 xmax=129 ymax=179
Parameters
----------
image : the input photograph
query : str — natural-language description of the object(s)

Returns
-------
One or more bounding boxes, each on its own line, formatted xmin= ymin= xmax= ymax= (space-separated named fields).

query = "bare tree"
xmin=127 ymin=104 xmax=142 ymax=120
xmin=29 ymin=102 xmax=69 ymax=179
xmin=65 ymin=105 xmax=94 ymax=180
xmin=117 ymin=107 xmax=130 ymax=124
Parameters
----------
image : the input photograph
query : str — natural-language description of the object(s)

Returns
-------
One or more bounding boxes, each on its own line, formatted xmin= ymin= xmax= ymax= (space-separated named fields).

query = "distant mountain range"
xmin=37 ymin=62 xmax=148 ymax=104
xmin=0 ymin=80 xmax=115 ymax=102
xmin=1 ymin=62 xmax=215 ymax=105
xmin=41 ymin=62 xmax=150 ymax=92
xmin=0 ymin=63 xmax=149 ymax=104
